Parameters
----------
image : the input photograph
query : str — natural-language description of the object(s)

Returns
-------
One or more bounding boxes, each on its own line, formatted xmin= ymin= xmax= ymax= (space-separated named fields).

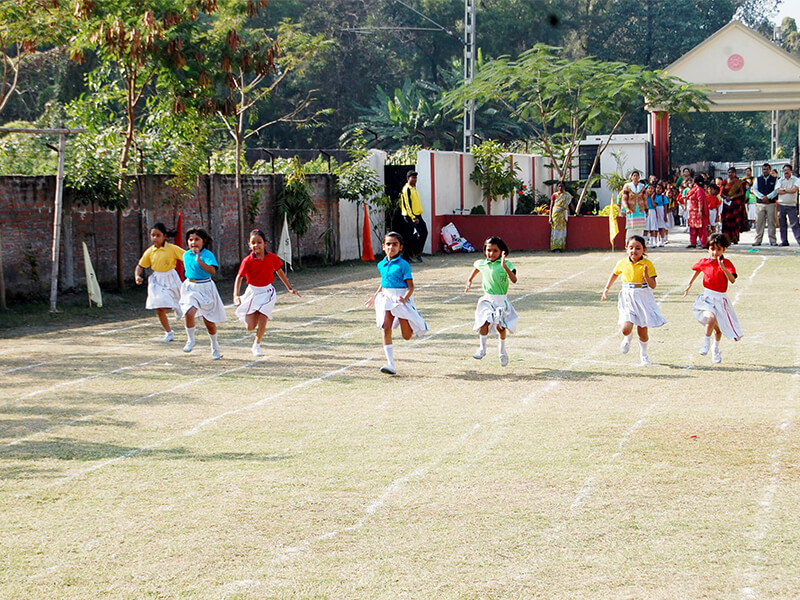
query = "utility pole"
xmin=463 ymin=0 xmax=477 ymax=152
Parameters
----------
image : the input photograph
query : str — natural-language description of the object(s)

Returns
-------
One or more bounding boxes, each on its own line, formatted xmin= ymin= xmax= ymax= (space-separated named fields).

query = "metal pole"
xmin=463 ymin=0 xmax=476 ymax=152
xmin=49 ymin=132 xmax=67 ymax=312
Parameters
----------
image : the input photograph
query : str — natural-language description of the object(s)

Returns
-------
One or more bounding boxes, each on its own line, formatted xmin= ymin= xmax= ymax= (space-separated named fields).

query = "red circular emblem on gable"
xmin=727 ymin=54 xmax=744 ymax=71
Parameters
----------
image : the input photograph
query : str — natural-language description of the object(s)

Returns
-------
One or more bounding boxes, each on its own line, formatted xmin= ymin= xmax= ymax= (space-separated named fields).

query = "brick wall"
xmin=0 ymin=173 xmax=337 ymax=298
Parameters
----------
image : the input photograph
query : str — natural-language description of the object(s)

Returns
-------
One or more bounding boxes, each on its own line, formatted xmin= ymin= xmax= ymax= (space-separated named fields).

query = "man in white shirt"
xmin=776 ymin=164 xmax=800 ymax=246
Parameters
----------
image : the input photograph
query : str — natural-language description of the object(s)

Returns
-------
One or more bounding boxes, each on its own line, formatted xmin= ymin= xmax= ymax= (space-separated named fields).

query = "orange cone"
xmin=361 ymin=203 xmax=375 ymax=261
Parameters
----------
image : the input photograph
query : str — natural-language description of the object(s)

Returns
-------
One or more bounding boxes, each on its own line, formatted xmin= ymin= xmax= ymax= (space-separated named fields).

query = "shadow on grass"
xmin=659 ymin=362 xmax=800 ymax=375
xmin=441 ymin=366 xmax=691 ymax=382
xmin=0 ymin=440 xmax=291 ymax=479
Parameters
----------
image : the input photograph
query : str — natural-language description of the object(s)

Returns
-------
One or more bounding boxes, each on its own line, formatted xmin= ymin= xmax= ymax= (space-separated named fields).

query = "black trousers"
xmin=403 ymin=216 xmax=428 ymax=256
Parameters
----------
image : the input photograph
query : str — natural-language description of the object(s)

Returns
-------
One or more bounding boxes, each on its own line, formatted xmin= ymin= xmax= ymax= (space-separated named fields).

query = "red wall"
xmin=432 ymin=215 xmax=626 ymax=252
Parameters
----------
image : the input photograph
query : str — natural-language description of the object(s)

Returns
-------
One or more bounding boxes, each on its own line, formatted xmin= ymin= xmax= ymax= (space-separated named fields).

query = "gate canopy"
xmin=664 ymin=21 xmax=800 ymax=112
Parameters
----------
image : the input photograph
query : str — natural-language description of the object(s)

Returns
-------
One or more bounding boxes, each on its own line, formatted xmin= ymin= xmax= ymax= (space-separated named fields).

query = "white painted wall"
xmin=580 ymin=134 xmax=651 ymax=208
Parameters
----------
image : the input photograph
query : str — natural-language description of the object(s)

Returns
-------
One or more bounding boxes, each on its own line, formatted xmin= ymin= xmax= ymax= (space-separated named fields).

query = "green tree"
xmin=443 ymin=44 xmax=708 ymax=211
xmin=469 ymin=140 xmax=520 ymax=210
xmin=204 ymin=14 xmax=329 ymax=258
xmin=277 ymin=156 xmax=316 ymax=267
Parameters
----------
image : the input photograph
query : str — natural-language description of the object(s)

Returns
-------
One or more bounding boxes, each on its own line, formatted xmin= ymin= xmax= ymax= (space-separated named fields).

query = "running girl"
xmin=233 ymin=229 xmax=300 ymax=357
xmin=601 ymin=235 xmax=667 ymax=366
xmin=134 ymin=222 xmax=184 ymax=342
xmin=465 ymin=236 xmax=518 ymax=366
xmin=365 ymin=232 xmax=427 ymax=375
xmin=179 ymin=228 xmax=227 ymax=360
xmin=683 ymin=232 xmax=742 ymax=364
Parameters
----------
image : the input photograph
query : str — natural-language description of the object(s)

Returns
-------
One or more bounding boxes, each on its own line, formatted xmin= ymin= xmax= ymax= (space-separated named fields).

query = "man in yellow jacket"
xmin=400 ymin=170 xmax=428 ymax=262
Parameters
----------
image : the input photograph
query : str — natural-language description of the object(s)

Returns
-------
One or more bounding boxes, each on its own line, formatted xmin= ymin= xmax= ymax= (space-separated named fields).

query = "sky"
xmin=772 ymin=0 xmax=800 ymax=23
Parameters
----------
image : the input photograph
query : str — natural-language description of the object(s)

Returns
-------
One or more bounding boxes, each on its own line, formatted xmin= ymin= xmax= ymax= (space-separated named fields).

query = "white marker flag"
xmin=82 ymin=241 xmax=103 ymax=307
xmin=278 ymin=214 xmax=292 ymax=270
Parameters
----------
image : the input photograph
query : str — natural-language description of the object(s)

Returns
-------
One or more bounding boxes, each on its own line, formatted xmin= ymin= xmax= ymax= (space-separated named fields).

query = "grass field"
xmin=1 ymin=244 xmax=799 ymax=599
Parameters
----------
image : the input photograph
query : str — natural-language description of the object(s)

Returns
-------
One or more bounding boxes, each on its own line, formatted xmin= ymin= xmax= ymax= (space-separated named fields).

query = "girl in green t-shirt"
xmin=465 ymin=236 xmax=518 ymax=367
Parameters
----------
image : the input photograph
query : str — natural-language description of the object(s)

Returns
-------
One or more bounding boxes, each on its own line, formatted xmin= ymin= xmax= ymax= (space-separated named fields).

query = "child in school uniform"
xmin=683 ymin=232 xmax=742 ymax=364
xmin=601 ymin=235 xmax=667 ymax=366
xmin=134 ymin=222 xmax=184 ymax=342
xmin=179 ymin=228 xmax=227 ymax=360
xmin=233 ymin=229 xmax=300 ymax=357
xmin=365 ymin=232 xmax=428 ymax=375
xmin=465 ymin=236 xmax=518 ymax=366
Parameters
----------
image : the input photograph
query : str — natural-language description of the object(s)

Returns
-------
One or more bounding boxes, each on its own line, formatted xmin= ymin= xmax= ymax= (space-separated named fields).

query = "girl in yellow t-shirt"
xmin=600 ymin=235 xmax=666 ymax=366
xmin=134 ymin=222 xmax=185 ymax=343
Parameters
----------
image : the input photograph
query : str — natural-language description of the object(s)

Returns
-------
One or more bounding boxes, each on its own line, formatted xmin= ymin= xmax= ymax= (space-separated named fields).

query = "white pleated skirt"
xmin=473 ymin=293 xmax=518 ymax=333
xmin=179 ymin=279 xmax=228 ymax=324
xmin=645 ymin=208 xmax=659 ymax=230
xmin=617 ymin=285 xmax=666 ymax=328
xmin=693 ymin=289 xmax=743 ymax=341
xmin=145 ymin=269 xmax=183 ymax=317
xmin=235 ymin=284 xmax=277 ymax=324
xmin=374 ymin=287 xmax=428 ymax=337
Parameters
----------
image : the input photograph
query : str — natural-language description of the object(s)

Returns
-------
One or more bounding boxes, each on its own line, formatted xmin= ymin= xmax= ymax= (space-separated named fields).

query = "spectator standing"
xmin=721 ymin=167 xmax=746 ymax=244
xmin=776 ymin=164 xmax=800 ymax=246
xmin=400 ymin=170 xmax=428 ymax=262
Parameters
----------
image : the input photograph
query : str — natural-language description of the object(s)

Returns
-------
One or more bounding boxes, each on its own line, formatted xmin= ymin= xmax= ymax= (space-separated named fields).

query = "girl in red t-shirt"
xmin=683 ymin=233 xmax=743 ymax=363
xmin=233 ymin=229 xmax=300 ymax=356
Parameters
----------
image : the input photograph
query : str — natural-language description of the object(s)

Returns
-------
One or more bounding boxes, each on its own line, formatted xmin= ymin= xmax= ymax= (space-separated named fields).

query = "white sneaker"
xmin=252 ymin=342 xmax=263 ymax=357
xmin=712 ymin=348 xmax=722 ymax=364
xmin=160 ymin=331 xmax=175 ymax=343
xmin=620 ymin=337 xmax=631 ymax=354
xmin=499 ymin=351 xmax=509 ymax=367
xmin=183 ymin=340 xmax=195 ymax=353
xmin=211 ymin=348 xmax=222 ymax=360
xmin=699 ymin=339 xmax=710 ymax=355
xmin=473 ymin=348 xmax=486 ymax=359
xmin=640 ymin=354 xmax=651 ymax=366
xmin=380 ymin=364 xmax=397 ymax=375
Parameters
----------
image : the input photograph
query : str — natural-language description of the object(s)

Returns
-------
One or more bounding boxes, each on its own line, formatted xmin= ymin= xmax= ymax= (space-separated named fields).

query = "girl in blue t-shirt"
xmin=179 ymin=228 xmax=227 ymax=360
xmin=365 ymin=231 xmax=427 ymax=375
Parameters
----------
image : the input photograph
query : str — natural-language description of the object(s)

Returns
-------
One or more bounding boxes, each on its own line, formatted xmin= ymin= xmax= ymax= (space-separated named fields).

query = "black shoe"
xmin=415 ymin=256 xmax=424 ymax=263
xmin=770 ymin=243 xmax=778 ymax=246
xmin=781 ymin=242 xmax=790 ymax=246
xmin=752 ymin=243 xmax=761 ymax=246
xmin=686 ymin=244 xmax=696 ymax=248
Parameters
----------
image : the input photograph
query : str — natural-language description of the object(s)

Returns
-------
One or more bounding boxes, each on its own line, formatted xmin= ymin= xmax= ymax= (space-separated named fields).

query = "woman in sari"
xmin=721 ymin=167 xmax=746 ymax=244
xmin=549 ymin=182 xmax=572 ymax=251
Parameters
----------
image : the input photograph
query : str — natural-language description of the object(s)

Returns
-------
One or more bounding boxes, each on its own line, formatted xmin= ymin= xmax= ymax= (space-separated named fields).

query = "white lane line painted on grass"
xmin=732 ymin=255 xmax=767 ymax=306
xmin=571 ymin=402 xmax=658 ymax=510
xmin=38 ymin=357 xmax=374 ymax=489
xmin=28 ymin=257 xmax=603 ymax=488
xmin=0 ymin=359 xmax=161 ymax=409
xmin=275 ymin=298 xmax=621 ymax=562
xmin=1 ymin=359 xmax=265 ymax=449
xmin=276 ymin=422 xmax=484 ymax=561
xmin=740 ymin=396 xmax=796 ymax=599
xmin=96 ymin=323 xmax=151 ymax=336
xmin=0 ymin=361 xmax=51 ymax=375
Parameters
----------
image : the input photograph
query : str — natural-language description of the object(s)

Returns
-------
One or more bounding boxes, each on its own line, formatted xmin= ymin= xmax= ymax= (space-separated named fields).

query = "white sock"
xmin=185 ymin=326 xmax=196 ymax=344
xmin=711 ymin=337 xmax=720 ymax=349
xmin=499 ymin=338 xmax=506 ymax=353
xmin=383 ymin=344 xmax=395 ymax=367
xmin=209 ymin=332 xmax=219 ymax=352
xmin=639 ymin=340 xmax=648 ymax=355
xmin=479 ymin=335 xmax=487 ymax=351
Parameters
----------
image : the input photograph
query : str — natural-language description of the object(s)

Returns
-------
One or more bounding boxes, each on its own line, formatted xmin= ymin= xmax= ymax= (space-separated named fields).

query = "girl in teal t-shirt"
xmin=465 ymin=236 xmax=518 ymax=367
